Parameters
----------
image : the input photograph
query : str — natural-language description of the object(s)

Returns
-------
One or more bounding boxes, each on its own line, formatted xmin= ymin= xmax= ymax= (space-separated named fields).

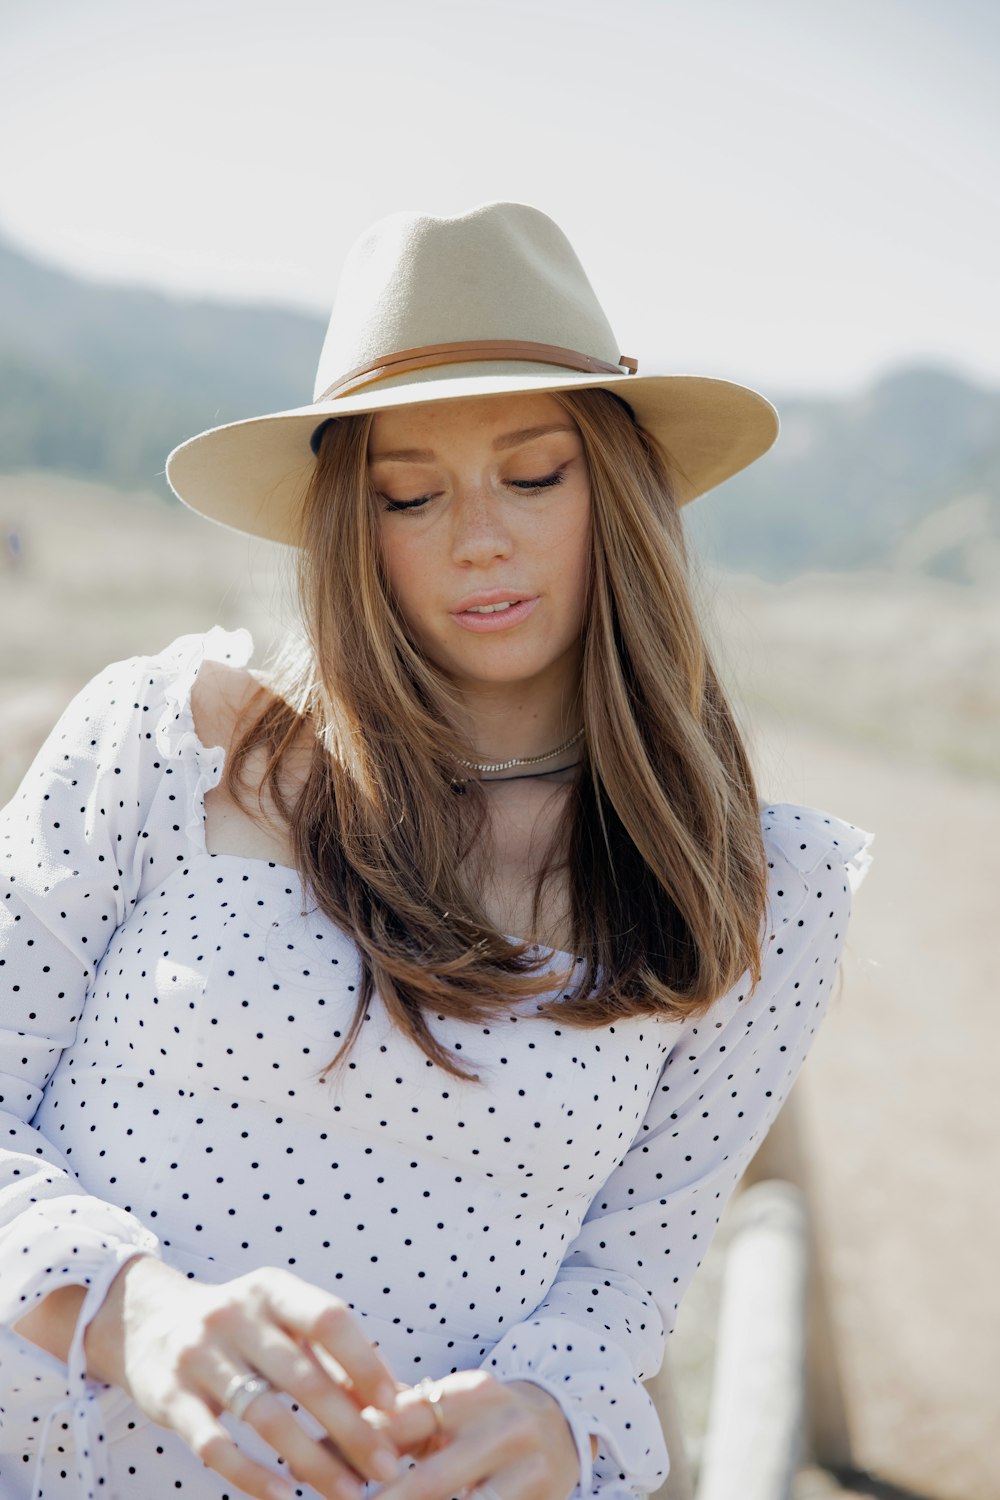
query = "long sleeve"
xmin=0 ymin=653 xmax=170 ymax=1465
xmin=0 ymin=628 xmax=251 ymax=1475
xmin=483 ymin=803 xmax=874 ymax=1499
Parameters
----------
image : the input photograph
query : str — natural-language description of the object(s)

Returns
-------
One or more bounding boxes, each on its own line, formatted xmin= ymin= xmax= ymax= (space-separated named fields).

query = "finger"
xmin=376 ymin=1374 xmax=548 ymax=1500
xmin=452 ymin=1458 xmax=550 ymax=1500
xmin=250 ymin=1329 xmax=399 ymax=1485
xmin=259 ymin=1272 xmax=398 ymax=1410
xmin=190 ymin=1343 xmax=370 ymax=1500
xmin=237 ymin=1386 xmax=369 ymax=1500
xmin=376 ymin=1411 xmax=537 ymax=1500
xmin=379 ymin=1383 xmax=452 ymax=1457
xmin=381 ymin=1370 xmax=499 ymax=1454
xmin=170 ymin=1388 xmax=297 ymax=1500
xmin=469 ymin=1459 xmax=548 ymax=1500
xmin=378 ymin=1444 xmax=528 ymax=1500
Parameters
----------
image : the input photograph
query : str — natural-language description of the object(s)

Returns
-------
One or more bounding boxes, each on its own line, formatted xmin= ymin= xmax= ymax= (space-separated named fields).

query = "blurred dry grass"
xmin=697 ymin=567 xmax=999 ymax=783
xmin=2 ymin=472 xmax=997 ymax=1500
xmin=0 ymin=471 xmax=290 ymax=682
xmin=1 ymin=473 xmax=291 ymax=801
xmin=3 ymin=471 xmax=996 ymax=791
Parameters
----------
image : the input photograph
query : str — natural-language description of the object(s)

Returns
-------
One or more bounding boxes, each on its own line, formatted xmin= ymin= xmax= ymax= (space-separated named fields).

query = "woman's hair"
xmin=226 ymin=388 xmax=768 ymax=1079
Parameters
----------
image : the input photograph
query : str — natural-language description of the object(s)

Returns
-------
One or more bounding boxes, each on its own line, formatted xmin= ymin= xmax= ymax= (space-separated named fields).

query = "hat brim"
xmin=165 ymin=366 xmax=779 ymax=546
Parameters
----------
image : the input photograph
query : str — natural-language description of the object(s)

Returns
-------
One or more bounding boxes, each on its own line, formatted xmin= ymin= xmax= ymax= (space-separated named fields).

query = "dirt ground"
xmin=783 ymin=722 xmax=999 ymax=1500
xmin=670 ymin=714 xmax=1000 ymax=1500
xmin=2 ymin=474 xmax=997 ymax=1500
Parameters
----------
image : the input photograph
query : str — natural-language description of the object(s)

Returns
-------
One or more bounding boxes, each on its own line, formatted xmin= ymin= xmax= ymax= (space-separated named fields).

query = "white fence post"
xmin=695 ymin=1180 xmax=809 ymax=1500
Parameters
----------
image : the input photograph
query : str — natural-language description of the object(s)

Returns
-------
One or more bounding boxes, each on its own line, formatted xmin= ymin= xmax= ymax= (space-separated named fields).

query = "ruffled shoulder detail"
xmin=760 ymin=800 xmax=874 ymax=931
xmin=149 ymin=627 xmax=255 ymax=847
xmin=152 ymin=626 xmax=254 ymax=765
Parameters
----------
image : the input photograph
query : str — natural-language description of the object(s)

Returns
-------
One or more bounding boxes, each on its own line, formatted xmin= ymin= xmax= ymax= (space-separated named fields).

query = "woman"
xmin=0 ymin=202 xmax=873 ymax=1500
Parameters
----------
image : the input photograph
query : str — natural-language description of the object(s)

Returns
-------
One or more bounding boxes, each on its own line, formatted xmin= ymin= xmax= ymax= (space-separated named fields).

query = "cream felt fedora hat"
xmin=166 ymin=201 xmax=779 ymax=545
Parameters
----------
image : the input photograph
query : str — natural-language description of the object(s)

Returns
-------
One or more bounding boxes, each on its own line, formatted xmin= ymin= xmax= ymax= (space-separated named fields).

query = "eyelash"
xmin=382 ymin=470 xmax=566 ymax=513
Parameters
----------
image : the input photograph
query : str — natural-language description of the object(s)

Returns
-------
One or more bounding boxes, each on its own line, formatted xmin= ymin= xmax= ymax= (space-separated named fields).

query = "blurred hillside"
xmin=0 ymin=235 xmax=323 ymax=492
xmin=2 ymin=233 xmax=999 ymax=583
xmin=688 ymin=365 xmax=1000 ymax=583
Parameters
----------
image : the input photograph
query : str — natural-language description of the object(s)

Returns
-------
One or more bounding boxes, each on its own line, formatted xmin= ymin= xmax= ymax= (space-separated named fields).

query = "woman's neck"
xmin=449 ymin=661 xmax=583 ymax=768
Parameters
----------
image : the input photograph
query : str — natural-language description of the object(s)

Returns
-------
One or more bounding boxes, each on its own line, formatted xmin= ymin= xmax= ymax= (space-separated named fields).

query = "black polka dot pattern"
xmin=0 ymin=630 xmax=874 ymax=1499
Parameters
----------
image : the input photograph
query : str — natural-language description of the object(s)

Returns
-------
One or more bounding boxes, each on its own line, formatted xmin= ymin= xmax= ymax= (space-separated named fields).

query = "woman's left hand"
xmin=373 ymin=1372 xmax=582 ymax=1500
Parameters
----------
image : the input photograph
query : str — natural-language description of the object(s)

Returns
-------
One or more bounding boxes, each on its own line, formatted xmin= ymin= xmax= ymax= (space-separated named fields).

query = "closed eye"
xmin=508 ymin=471 xmax=565 ymax=492
xmin=382 ymin=494 xmax=437 ymax=512
xmin=380 ymin=467 xmax=567 ymax=513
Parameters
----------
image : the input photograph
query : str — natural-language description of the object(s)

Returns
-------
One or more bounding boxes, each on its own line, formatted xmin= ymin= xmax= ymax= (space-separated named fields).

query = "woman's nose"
xmin=449 ymin=489 xmax=514 ymax=566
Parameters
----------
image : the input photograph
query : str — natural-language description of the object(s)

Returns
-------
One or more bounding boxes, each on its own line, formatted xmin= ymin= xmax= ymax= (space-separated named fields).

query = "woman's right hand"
xmin=81 ymin=1255 xmax=402 ymax=1500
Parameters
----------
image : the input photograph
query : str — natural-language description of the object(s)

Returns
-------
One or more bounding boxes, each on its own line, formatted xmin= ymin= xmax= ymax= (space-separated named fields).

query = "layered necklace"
xmin=455 ymin=726 xmax=585 ymax=776
xmin=451 ymin=726 xmax=585 ymax=789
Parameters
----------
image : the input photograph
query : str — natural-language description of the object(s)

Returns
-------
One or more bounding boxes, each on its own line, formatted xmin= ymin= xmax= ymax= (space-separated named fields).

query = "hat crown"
xmin=313 ymin=201 xmax=620 ymax=401
xmin=167 ymin=200 xmax=780 ymax=545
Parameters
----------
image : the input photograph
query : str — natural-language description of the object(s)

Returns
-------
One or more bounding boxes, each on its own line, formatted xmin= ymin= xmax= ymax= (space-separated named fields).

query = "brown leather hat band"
xmin=318 ymin=340 xmax=638 ymax=401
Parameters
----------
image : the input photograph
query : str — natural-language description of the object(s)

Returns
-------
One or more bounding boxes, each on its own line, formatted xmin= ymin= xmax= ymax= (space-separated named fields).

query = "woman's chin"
xmin=441 ymin=650 xmax=581 ymax=698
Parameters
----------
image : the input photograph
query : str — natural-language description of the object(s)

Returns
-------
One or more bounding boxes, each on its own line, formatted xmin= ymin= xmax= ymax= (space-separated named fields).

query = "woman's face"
xmin=368 ymin=392 xmax=591 ymax=701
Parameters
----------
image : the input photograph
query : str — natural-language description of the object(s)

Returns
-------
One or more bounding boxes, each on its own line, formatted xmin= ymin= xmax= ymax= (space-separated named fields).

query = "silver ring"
xmin=414 ymin=1376 xmax=447 ymax=1435
xmin=222 ymin=1372 xmax=273 ymax=1421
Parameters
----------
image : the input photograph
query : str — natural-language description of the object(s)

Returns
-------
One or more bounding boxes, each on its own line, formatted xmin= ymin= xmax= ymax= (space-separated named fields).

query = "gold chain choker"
xmin=456 ymin=727 xmax=585 ymax=775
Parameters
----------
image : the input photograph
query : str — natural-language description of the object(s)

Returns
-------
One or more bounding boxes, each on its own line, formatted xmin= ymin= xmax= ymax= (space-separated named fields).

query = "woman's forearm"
xmin=506 ymin=1379 xmax=600 ymax=1461
xmin=13 ymin=1281 xmax=88 ymax=1364
xmin=12 ymin=1253 xmax=168 ymax=1381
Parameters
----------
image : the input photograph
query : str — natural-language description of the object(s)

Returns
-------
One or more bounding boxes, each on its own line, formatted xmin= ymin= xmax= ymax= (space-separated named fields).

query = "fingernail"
xmin=371 ymin=1448 xmax=399 ymax=1482
xmin=376 ymin=1380 xmax=398 ymax=1409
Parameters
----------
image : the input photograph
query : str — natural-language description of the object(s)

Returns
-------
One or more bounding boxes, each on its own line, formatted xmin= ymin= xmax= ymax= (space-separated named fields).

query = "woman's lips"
xmin=450 ymin=597 xmax=539 ymax=632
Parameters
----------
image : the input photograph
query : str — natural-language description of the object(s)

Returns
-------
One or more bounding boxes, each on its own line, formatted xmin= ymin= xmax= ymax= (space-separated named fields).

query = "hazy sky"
xmin=1 ymin=0 xmax=996 ymax=395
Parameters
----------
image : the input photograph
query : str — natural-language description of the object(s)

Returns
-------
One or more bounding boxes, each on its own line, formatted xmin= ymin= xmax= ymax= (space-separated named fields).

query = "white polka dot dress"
xmin=0 ymin=629 xmax=874 ymax=1500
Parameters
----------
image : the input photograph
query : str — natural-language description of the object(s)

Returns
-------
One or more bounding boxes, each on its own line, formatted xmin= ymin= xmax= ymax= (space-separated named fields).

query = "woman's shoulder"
xmin=69 ymin=626 xmax=256 ymax=712
xmin=4 ymin=629 xmax=260 ymax=871
xmin=136 ymin=625 xmax=285 ymax=775
xmin=760 ymin=799 xmax=873 ymax=879
xmin=142 ymin=624 xmax=257 ymax=705
xmin=31 ymin=626 xmax=258 ymax=775
xmin=186 ymin=630 xmax=267 ymax=757
xmin=758 ymin=799 xmax=875 ymax=915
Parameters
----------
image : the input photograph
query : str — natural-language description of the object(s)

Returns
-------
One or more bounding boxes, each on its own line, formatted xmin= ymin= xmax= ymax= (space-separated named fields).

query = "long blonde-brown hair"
xmin=226 ymin=388 xmax=767 ymax=1078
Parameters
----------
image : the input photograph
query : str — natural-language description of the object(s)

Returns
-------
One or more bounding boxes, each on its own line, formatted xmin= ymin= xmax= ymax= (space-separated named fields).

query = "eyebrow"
xmin=368 ymin=422 xmax=577 ymax=464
